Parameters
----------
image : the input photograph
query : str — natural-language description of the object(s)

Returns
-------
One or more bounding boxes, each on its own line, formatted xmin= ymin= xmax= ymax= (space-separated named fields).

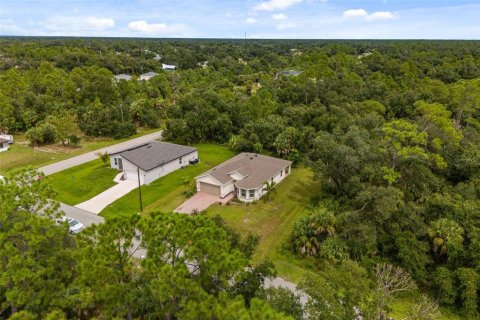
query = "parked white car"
xmin=58 ymin=216 xmax=84 ymax=234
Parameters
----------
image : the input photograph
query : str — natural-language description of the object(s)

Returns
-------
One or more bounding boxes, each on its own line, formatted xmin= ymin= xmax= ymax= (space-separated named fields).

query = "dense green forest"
xmin=1 ymin=38 xmax=480 ymax=319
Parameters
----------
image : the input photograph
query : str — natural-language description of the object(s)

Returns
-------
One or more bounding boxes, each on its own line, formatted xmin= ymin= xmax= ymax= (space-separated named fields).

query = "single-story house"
xmin=0 ymin=138 xmax=9 ymax=152
xmin=0 ymin=134 xmax=13 ymax=144
xmin=109 ymin=141 xmax=198 ymax=185
xmin=114 ymin=74 xmax=132 ymax=81
xmin=275 ymin=70 xmax=302 ymax=79
xmin=162 ymin=64 xmax=176 ymax=71
xmin=140 ymin=72 xmax=159 ymax=81
xmin=195 ymin=153 xmax=292 ymax=202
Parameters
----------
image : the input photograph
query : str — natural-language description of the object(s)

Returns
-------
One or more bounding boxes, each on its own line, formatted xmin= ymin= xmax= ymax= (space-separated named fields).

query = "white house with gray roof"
xmin=195 ymin=153 xmax=292 ymax=202
xmin=109 ymin=141 xmax=198 ymax=185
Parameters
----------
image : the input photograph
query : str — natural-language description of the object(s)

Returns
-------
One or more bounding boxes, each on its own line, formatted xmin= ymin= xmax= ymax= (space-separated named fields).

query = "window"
xmin=241 ymin=189 xmax=246 ymax=197
xmin=280 ymin=170 xmax=283 ymax=177
xmin=286 ymin=166 xmax=290 ymax=174
xmin=179 ymin=157 xmax=182 ymax=164
xmin=114 ymin=158 xmax=118 ymax=166
xmin=249 ymin=190 xmax=255 ymax=198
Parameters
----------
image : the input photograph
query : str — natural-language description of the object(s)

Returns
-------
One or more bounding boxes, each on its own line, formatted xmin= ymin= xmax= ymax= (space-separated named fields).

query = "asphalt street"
xmin=39 ymin=130 xmax=163 ymax=176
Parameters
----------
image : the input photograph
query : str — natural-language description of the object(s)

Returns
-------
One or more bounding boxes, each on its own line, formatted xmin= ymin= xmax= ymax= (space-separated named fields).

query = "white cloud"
xmin=272 ymin=13 xmax=287 ymax=20
xmin=277 ymin=22 xmax=296 ymax=30
xmin=41 ymin=16 xmax=115 ymax=32
xmin=0 ymin=19 xmax=24 ymax=35
xmin=366 ymin=11 xmax=396 ymax=21
xmin=254 ymin=0 xmax=303 ymax=12
xmin=343 ymin=9 xmax=396 ymax=21
xmin=343 ymin=9 xmax=368 ymax=18
xmin=245 ymin=17 xmax=257 ymax=24
xmin=128 ymin=20 xmax=184 ymax=35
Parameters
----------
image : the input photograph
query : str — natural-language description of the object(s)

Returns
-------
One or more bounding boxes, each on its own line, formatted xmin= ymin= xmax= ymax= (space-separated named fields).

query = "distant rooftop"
xmin=113 ymin=74 xmax=132 ymax=81
xmin=140 ymin=71 xmax=159 ymax=77
xmin=276 ymin=70 xmax=302 ymax=78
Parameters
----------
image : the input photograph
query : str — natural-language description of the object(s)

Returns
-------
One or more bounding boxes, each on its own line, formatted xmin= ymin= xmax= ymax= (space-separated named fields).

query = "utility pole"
xmin=137 ymin=167 xmax=143 ymax=213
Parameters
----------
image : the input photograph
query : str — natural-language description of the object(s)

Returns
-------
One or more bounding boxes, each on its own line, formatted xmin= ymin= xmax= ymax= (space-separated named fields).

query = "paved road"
xmin=40 ymin=130 xmax=163 ymax=176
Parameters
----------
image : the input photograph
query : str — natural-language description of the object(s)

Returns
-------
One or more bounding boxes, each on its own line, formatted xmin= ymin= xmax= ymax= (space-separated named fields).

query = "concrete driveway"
xmin=40 ymin=130 xmax=163 ymax=176
xmin=175 ymin=192 xmax=234 ymax=214
xmin=75 ymin=179 xmax=139 ymax=214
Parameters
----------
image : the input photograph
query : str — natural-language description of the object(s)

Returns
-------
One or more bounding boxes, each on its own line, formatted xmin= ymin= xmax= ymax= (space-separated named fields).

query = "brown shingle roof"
xmin=198 ymin=153 xmax=291 ymax=189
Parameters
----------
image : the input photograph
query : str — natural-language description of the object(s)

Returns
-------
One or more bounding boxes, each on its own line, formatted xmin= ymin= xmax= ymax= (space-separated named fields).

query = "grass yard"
xmin=207 ymin=166 xmax=322 ymax=283
xmin=390 ymin=295 xmax=462 ymax=320
xmin=0 ymin=127 xmax=160 ymax=175
xmin=47 ymin=159 xmax=118 ymax=205
xmin=100 ymin=144 xmax=236 ymax=218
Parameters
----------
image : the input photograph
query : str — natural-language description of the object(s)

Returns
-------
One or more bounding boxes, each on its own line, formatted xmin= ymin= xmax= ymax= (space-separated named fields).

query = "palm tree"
xmin=262 ymin=180 xmax=276 ymax=202
xmin=428 ymin=218 xmax=464 ymax=258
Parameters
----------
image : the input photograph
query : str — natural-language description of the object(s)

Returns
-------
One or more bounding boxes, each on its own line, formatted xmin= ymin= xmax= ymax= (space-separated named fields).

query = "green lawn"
xmin=100 ymin=144 xmax=236 ymax=218
xmin=47 ymin=159 xmax=118 ymax=205
xmin=207 ymin=166 xmax=321 ymax=283
xmin=0 ymin=128 xmax=160 ymax=175
xmin=390 ymin=295 xmax=462 ymax=320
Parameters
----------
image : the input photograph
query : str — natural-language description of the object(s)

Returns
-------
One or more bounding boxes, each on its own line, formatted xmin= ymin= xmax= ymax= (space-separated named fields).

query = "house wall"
xmin=122 ymin=157 xmax=146 ymax=184
xmin=144 ymin=150 xmax=198 ymax=185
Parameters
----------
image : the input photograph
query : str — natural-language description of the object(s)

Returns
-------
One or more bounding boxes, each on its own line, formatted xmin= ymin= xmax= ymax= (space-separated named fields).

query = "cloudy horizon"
xmin=1 ymin=0 xmax=479 ymax=39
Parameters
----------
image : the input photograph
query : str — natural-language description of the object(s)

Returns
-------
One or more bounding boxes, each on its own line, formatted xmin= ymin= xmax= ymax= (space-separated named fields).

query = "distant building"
xmin=275 ymin=70 xmax=302 ymax=79
xmin=197 ymin=61 xmax=208 ymax=68
xmin=153 ymin=54 xmax=162 ymax=61
xmin=113 ymin=74 xmax=132 ymax=81
xmin=139 ymin=72 xmax=159 ymax=81
xmin=0 ymin=133 xmax=13 ymax=143
xmin=358 ymin=52 xmax=373 ymax=59
xmin=0 ymin=138 xmax=9 ymax=152
xmin=162 ymin=64 xmax=176 ymax=71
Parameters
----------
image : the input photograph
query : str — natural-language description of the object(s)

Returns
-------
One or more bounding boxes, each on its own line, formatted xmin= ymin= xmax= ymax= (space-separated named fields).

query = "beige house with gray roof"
xmin=195 ymin=153 xmax=292 ymax=202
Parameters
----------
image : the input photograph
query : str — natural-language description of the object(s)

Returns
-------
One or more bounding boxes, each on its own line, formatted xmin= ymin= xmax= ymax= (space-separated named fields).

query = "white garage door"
xmin=199 ymin=182 xmax=221 ymax=196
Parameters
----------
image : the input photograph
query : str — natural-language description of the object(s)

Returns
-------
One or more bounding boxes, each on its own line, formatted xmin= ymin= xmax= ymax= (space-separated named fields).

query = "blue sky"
xmin=1 ymin=0 xmax=479 ymax=39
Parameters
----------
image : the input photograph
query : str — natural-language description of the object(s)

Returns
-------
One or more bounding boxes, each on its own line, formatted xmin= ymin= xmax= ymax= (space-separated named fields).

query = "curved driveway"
xmin=40 ymin=130 xmax=163 ymax=176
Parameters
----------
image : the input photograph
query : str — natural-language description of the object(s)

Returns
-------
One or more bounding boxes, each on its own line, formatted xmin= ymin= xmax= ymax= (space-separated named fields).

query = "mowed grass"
xmin=47 ymin=159 xmax=118 ymax=205
xmin=100 ymin=144 xmax=236 ymax=219
xmin=0 ymin=128 xmax=160 ymax=175
xmin=207 ymin=166 xmax=321 ymax=283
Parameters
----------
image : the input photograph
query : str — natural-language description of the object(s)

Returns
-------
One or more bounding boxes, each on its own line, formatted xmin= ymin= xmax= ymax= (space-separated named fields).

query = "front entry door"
xmin=118 ymin=158 xmax=123 ymax=170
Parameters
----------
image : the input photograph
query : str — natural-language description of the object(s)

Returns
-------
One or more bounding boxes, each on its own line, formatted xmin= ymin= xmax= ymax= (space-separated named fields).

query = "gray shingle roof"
xmin=198 ymin=153 xmax=292 ymax=189
xmin=0 ymin=138 xmax=9 ymax=144
xmin=112 ymin=141 xmax=197 ymax=172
